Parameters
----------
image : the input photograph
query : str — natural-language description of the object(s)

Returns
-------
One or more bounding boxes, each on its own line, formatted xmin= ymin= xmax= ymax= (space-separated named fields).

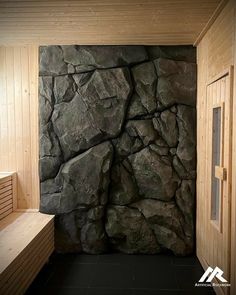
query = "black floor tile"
xmin=87 ymin=288 xmax=134 ymax=295
xmin=174 ymin=264 xmax=209 ymax=290
xmin=43 ymin=287 xmax=88 ymax=295
xmin=90 ymin=263 xmax=135 ymax=289
xmin=47 ymin=263 xmax=93 ymax=287
xmin=133 ymin=264 xmax=179 ymax=290
xmin=26 ymin=253 xmax=216 ymax=295
xmin=179 ymin=289 xmax=215 ymax=295
xmin=133 ymin=290 xmax=180 ymax=295
xmin=51 ymin=253 xmax=99 ymax=265
xmin=172 ymin=255 xmax=200 ymax=266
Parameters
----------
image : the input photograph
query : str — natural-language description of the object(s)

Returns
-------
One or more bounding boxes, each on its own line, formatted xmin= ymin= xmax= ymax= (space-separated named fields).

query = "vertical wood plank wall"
xmin=196 ymin=0 xmax=236 ymax=294
xmin=0 ymin=46 xmax=39 ymax=209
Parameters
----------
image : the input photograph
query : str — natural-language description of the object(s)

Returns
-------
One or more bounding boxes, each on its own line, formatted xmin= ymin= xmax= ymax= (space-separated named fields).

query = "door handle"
xmin=215 ymin=166 xmax=227 ymax=181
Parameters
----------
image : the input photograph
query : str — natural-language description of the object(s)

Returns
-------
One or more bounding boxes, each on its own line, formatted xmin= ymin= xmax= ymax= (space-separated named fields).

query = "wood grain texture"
xmin=0 ymin=174 xmax=14 ymax=220
xmin=0 ymin=0 xmax=221 ymax=46
xmin=196 ymin=1 xmax=236 ymax=294
xmin=230 ymin=5 xmax=236 ymax=294
xmin=0 ymin=212 xmax=54 ymax=295
xmin=0 ymin=46 xmax=39 ymax=209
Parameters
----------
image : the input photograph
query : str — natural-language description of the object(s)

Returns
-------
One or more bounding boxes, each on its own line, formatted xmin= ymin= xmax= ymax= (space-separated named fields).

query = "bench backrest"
xmin=0 ymin=173 xmax=17 ymax=220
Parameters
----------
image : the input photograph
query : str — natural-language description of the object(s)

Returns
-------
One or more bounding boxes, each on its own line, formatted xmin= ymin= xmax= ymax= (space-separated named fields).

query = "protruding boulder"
xmin=127 ymin=93 xmax=148 ymax=119
xmin=40 ymin=141 xmax=113 ymax=214
xmin=153 ymin=109 xmax=178 ymax=147
xmin=132 ymin=199 xmax=193 ymax=255
xmin=112 ymin=119 xmax=159 ymax=162
xmin=39 ymin=123 xmax=62 ymax=182
xmin=55 ymin=208 xmax=108 ymax=254
xmin=54 ymin=75 xmax=77 ymax=104
xmin=52 ymin=68 xmax=132 ymax=160
xmin=176 ymin=105 xmax=196 ymax=175
xmin=39 ymin=76 xmax=53 ymax=129
xmin=81 ymin=221 xmax=108 ymax=254
xmin=132 ymin=61 xmax=157 ymax=113
xmin=126 ymin=120 xmax=158 ymax=146
xmin=55 ymin=211 xmax=82 ymax=253
xmin=129 ymin=147 xmax=179 ymax=201
xmin=105 ymin=205 xmax=160 ymax=254
xmin=110 ymin=160 xmax=139 ymax=205
xmin=176 ymin=180 xmax=195 ymax=239
xmin=39 ymin=46 xmax=67 ymax=75
xmin=61 ymin=45 xmax=148 ymax=71
xmin=155 ymin=58 xmax=196 ymax=108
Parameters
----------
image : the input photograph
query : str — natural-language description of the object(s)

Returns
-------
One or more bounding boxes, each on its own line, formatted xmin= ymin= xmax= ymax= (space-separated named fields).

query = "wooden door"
xmin=205 ymin=69 xmax=233 ymax=295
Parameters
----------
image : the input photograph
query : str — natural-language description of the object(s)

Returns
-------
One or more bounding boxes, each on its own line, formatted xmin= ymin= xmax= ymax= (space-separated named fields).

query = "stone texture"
xmin=39 ymin=45 xmax=196 ymax=255
xmin=54 ymin=75 xmax=77 ymax=104
xmin=39 ymin=76 xmax=53 ymax=130
xmin=127 ymin=93 xmax=148 ymax=119
xmin=40 ymin=141 xmax=113 ymax=214
xmin=153 ymin=109 xmax=178 ymax=147
xmin=106 ymin=205 xmax=160 ymax=254
xmin=132 ymin=199 xmax=193 ymax=255
xmin=155 ymin=58 xmax=197 ymax=109
xmin=132 ymin=62 xmax=157 ymax=113
xmin=55 ymin=208 xmax=108 ymax=254
xmin=176 ymin=180 xmax=195 ymax=242
xmin=39 ymin=123 xmax=62 ymax=182
xmin=62 ymin=45 xmax=148 ymax=71
xmin=129 ymin=147 xmax=179 ymax=201
xmin=176 ymin=105 xmax=196 ymax=175
xmin=39 ymin=46 xmax=67 ymax=76
xmin=110 ymin=160 xmax=139 ymax=205
xmin=147 ymin=45 xmax=196 ymax=63
xmin=52 ymin=68 xmax=132 ymax=160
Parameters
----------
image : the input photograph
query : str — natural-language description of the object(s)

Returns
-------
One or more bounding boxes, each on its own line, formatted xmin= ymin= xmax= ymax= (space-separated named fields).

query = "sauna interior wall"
xmin=0 ymin=46 xmax=39 ymax=209
xmin=196 ymin=0 xmax=236 ymax=293
xmin=0 ymin=0 xmax=222 ymax=210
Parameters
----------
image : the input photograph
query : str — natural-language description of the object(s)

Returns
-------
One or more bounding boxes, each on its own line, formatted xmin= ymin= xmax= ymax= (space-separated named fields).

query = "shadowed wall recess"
xmin=39 ymin=45 xmax=196 ymax=255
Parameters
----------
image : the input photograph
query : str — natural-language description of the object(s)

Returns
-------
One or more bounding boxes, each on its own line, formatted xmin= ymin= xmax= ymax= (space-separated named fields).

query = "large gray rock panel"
xmin=39 ymin=45 xmax=196 ymax=255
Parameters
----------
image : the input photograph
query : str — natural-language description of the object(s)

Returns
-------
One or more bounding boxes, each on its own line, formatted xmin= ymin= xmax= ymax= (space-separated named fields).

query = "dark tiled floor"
xmin=26 ymin=253 xmax=215 ymax=295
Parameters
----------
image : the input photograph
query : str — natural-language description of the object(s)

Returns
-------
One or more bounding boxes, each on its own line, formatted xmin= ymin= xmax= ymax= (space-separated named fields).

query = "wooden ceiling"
xmin=0 ymin=0 xmax=223 ymax=46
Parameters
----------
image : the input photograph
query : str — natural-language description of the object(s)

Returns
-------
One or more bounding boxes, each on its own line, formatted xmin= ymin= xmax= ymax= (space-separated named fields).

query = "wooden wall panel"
xmin=196 ymin=0 xmax=236 ymax=294
xmin=0 ymin=46 xmax=39 ymax=209
xmin=230 ymin=6 xmax=236 ymax=294
xmin=0 ymin=0 xmax=221 ymax=46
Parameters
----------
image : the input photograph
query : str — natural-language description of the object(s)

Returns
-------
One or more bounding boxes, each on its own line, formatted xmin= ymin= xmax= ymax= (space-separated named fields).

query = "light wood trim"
xmin=208 ymin=67 xmax=232 ymax=86
xmin=215 ymin=166 xmax=227 ymax=180
xmin=194 ymin=0 xmax=229 ymax=46
xmin=12 ymin=172 xmax=17 ymax=211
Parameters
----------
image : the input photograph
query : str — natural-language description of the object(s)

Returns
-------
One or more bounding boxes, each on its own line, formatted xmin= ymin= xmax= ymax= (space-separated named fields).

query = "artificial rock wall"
xmin=39 ymin=45 xmax=196 ymax=256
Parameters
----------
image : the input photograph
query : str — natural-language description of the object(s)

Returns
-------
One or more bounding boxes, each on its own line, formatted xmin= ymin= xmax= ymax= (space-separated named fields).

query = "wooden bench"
xmin=0 ymin=173 xmax=54 ymax=295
